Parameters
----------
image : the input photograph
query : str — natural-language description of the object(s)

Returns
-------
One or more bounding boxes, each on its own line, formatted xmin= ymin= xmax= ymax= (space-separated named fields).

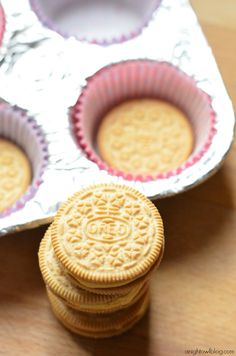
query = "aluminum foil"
xmin=0 ymin=0 xmax=234 ymax=236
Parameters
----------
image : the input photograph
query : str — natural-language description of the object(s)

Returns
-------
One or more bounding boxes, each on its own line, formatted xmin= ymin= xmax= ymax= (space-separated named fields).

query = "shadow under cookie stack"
xmin=38 ymin=183 xmax=164 ymax=338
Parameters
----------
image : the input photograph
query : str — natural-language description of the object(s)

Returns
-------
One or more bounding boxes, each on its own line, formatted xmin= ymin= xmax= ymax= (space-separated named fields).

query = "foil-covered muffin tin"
xmin=0 ymin=0 xmax=234 ymax=236
xmin=71 ymin=60 xmax=216 ymax=181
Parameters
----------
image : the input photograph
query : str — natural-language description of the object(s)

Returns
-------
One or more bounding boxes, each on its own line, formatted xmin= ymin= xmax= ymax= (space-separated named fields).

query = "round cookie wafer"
xmin=67 ymin=244 xmax=164 ymax=296
xmin=51 ymin=184 xmax=164 ymax=288
xmin=51 ymin=282 xmax=148 ymax=314
xmin=39 ymin=226 xmax=148 ymax=313
xmin=0 ymin=138 xmax=31 ymax=212
xmin=97 ymin=99 xmax=193 ymax=175
xmin=47 ymin=287 xmax=149 ymax=338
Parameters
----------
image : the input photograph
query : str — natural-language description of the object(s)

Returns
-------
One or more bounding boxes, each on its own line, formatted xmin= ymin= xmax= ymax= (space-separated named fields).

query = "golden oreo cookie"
xmin=97 ymin=99 xmax=193 ymax=175
xmin=0 ymin=138 xmax=31 ymax=212
xmin=39 ymin=226 xmax=148 ymax=313
xmin=51 ymin=184 xmax=164 ymax=289
xmin=47 ymin=287 xmax=149 ymax=338
xmin=67 ymin=244 xmax=164 ymax=295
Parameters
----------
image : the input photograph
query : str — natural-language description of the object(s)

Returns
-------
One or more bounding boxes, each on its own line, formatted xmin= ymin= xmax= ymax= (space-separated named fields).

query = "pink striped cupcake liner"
xmin=29 ymin=0 xmax=162 ymax=45
xmin=71 ymin=60 xmax=217 ymax=182
xmin=0 ymin=3 xmax=5 ymax=47
xmin=0 ymin=102 xmax=48 ymax=217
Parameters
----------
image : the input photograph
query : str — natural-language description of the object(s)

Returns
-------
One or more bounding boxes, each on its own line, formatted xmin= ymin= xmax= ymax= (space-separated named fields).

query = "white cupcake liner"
xmin=29 ymin=0 xmax=162 ymax=45
xmin=71 ymin=60 xmax=216 ymax=182
xmin=0 ymin=102 xmax=48 ymax=217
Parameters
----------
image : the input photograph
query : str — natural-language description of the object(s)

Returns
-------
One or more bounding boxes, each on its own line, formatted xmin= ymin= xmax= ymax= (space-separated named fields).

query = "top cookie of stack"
xmin=51 ymin=183 xmax=163 ymax=288
xmin=39 ymin=183 xmax=164 ymax=337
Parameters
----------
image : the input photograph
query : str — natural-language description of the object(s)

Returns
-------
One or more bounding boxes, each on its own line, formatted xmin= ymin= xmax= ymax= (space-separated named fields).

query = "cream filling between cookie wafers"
xmin=47 ymin=286 xmax=150 ymax=338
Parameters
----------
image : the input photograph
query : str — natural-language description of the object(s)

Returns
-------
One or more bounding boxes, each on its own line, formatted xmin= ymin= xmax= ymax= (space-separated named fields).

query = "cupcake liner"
xmin=0 ymin=102 xmax=48 ymax=217
xmin=71 ymin=60 xmax=217 ymax=182
xmin=0 ymin=3 xmax=5 ymax=47
xmin=30 ymin=0 xmax=162 ymax=45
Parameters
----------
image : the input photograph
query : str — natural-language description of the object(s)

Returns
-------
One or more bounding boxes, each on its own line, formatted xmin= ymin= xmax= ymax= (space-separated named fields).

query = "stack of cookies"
xmin=39 ymin=183 xmax=164 ymax=338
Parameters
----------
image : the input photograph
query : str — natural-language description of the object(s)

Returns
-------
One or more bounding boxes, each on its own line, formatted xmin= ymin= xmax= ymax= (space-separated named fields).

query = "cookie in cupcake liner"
xmin=71 ymin=60 xmax=216 ymax=182
xmin=0 ymin=102 xmax=48 ymax=217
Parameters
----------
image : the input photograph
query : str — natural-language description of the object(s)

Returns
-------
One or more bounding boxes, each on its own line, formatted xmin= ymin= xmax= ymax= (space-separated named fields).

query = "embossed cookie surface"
xmin=97 ymin=99 xmax=193 ymax=175
xmin=0 ymin=138 xmax=31 ymax=212
xmin=67 ymin=244 xmax=163 ymax=295
xmin=51 ymin=184 xmax=164 ymax=288
xmin=39 ymin=226 xmax=148 ymax=313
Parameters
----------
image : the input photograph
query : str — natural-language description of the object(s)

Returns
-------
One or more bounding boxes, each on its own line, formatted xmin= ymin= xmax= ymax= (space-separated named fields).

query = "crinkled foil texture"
xmin=0 ymin=0 xmax=234 ymax=235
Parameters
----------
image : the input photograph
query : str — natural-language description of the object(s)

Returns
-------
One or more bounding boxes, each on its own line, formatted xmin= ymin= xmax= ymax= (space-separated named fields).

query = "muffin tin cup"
xmin=71 ymin=60 xmax=217 ymax=182
xmin=0 ymin=102 xmax=48 ymax=217
xmin=30 ymin=0 xmax=162 ymax=45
